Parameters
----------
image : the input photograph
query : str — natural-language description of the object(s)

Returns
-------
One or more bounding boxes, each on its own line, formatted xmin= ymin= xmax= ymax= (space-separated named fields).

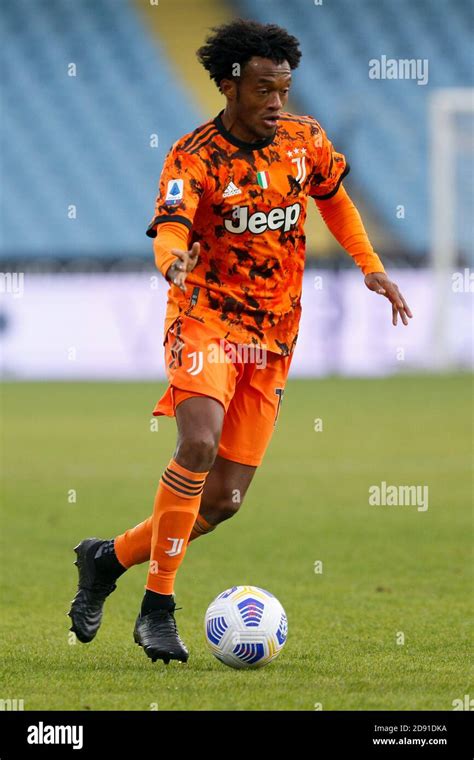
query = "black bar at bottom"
xmin=0 ymin=710 xmax=472 ymax=757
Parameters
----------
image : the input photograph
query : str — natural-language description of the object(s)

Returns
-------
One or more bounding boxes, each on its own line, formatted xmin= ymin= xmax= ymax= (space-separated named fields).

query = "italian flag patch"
xmin=256 ymin=170 xmax=270 ymax=189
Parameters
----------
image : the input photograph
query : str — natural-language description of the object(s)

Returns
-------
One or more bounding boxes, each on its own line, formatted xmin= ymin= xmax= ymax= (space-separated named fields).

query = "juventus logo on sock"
xmin=165 ymin=537 xmax=184 ymax=557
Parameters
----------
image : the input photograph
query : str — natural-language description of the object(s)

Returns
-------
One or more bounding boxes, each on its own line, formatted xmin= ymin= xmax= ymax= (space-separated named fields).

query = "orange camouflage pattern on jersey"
xmin=147 ymin=112 xmax=349 ymax=355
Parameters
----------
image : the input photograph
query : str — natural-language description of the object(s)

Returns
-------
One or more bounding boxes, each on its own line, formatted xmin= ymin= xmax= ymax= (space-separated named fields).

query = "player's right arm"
xmin=146 ymin=142 xmax=207 ymax=292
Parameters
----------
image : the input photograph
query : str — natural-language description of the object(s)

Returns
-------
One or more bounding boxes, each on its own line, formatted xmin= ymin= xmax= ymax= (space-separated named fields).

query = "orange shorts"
xmin=153 ymin=315 xmax=293 ymax=466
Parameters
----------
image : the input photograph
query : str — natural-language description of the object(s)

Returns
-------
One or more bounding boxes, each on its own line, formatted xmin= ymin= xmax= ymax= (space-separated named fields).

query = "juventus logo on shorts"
xmin=187 ymin=350 xmax=204 ymax=375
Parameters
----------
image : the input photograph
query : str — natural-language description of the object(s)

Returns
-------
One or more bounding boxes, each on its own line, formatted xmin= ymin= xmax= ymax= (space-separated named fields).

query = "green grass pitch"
xmin=1 ymin=375 xmax=472 ymax=710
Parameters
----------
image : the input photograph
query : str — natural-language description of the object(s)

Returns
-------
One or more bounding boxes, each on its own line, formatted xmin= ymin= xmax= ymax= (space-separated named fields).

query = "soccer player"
xmin=68 ymin=19 xmax=412 ymax=664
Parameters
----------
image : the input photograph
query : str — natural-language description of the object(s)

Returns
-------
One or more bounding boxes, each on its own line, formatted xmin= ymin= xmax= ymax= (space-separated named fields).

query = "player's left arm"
xmin=308 ymin=121 xmax=412 ymax=326
xmin=315 ymin=186 xmax=412 ymax=326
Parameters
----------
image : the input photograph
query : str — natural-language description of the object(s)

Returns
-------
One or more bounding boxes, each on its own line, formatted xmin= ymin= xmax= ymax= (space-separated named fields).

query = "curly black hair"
xmin=197 ymin=18 xmax=302 ymax=90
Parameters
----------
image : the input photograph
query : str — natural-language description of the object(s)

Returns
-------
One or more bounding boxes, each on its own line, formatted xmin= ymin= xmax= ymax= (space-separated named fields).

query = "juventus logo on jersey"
xmin=165 ymin=537 xmax=184 ymax=557
xmin=291 ymin=156 xmax=307 ymax=183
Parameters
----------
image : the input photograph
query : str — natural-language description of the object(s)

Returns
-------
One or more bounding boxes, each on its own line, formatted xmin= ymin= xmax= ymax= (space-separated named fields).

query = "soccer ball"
xmin=204 ymin=585 xmax=288 ymax=669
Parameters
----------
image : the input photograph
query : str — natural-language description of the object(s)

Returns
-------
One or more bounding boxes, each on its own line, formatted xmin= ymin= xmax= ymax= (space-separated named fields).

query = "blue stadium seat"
xmin=234 ymin=0 xmax=473 ymax=257
xmin=1 ymin=0 xmax=472 ymax=259
xmin=0 ymin=0 xmax=201 ymax=256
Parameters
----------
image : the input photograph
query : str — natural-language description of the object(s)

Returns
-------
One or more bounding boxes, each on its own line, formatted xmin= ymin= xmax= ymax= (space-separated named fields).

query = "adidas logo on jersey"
xmin=224 ymin=203 xmax=301 ymax=235
xmin=223 ymin=181 xmax=242 ymax=198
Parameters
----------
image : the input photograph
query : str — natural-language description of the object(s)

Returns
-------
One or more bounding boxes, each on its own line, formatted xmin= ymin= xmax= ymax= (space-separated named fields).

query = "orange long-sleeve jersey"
xmin=147 ymin=111 xmax=384 ymax=355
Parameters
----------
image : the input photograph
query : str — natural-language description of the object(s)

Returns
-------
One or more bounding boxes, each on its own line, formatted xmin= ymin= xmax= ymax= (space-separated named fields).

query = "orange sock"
xmin=114 ymin=509 xmax=215 ymax=569
xmin=114 ymin=517 xmax=153 ymax=569
xmin=145 ymin=458 xmax=209 ymax=595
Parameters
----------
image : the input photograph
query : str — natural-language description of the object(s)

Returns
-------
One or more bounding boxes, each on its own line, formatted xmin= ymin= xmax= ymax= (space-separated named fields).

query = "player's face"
xmin=222 ymin=57 xmax=292 ymax=142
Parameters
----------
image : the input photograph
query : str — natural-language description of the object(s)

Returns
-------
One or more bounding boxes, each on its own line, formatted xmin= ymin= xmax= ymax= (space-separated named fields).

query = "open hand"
xmin=365 ymin=272 xmax=413 ymax=326
xmin=166 ymin=242 xmax=200 ymax=293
